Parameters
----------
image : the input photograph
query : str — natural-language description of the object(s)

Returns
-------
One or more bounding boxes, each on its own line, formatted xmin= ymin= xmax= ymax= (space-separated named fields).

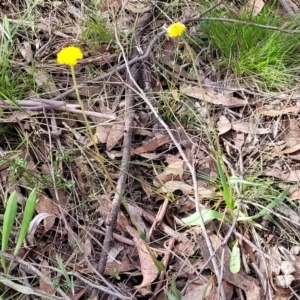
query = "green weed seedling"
xmin=1 ymin=188 xmax=37 ymax=273
xmin=56 ymin=255 xmax=74 ymax=296
xmin=165 ymin=276 xmax=182 ymax=300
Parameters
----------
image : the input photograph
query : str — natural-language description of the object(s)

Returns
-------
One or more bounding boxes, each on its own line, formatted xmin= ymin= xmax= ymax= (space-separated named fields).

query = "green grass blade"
xmin=238 ymin=188 xmax=289 ymax=221
xmin=13 ymin=188 xmax=37 ymax=256
xmin=56 ymin=255 xmax=73 ymax=294
xmin=1 ymin=191 xmax=18 ymax=272
xmin=216 ymin=157 xmax=234 ymax=210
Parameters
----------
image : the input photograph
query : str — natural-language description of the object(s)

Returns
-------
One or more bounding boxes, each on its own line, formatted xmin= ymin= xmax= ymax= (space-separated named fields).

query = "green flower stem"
xmin=70 ymin=66 xmax=116 ymax=192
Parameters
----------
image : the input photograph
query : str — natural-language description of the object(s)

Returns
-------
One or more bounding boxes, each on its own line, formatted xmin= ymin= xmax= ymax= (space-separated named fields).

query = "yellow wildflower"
xmin=167 ymin=22 xmax=186 ymax=38
xmin=57 ymin=46 xmax=83 ymax=66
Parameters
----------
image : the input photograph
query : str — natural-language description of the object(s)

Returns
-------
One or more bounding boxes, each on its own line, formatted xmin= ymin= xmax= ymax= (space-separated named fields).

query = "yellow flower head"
xmin=57 ymin=46 xmax=83 ymax=66
xmin=167 ymin=22 xmax=186 ymax=38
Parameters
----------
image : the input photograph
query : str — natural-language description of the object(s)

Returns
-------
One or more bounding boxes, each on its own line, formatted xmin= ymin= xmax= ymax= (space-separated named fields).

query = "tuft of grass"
xmin=200 ymin=9 xmax=300 ymax=91
xmin=0 ymin=15 xmax=36 ymax=101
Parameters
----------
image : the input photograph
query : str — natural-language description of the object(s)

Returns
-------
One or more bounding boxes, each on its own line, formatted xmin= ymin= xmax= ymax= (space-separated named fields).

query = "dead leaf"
xmin=126 ymin=226 xmax=159 ymax=289
xmin=18 ymin=41 xmax=32 ymax=64
xmin=0 ymin=111 xmax=40 ymax=123
xmin=125 ymin=2 xmax=151 ymax=13
xmin=217 ymin=116 xmax=231 ymax=135
xmin=180 ymin=85 xmax=248 ymax=107
xmin=242 ymin=0 xmax=265 ymax=16
xmin=30 ymin=70 xmax=59 ymax=96
xmin=39 ymin=260 xmax=54 ymax=294
xmin=104 ymin=254 xmax=136 ymax=276
xmin=94 ymin=123 xmax=111 ymax=144
xmin=259 ymin=106 xmax=300 ymax=116
xmin=154 ymin=159 xmax=185 ymax=187
xmin=106 ymin=123 xmax=124 ymax=151
xmin=107 ymin=243 xmax=124 ymax=263
xmin=263 ymin=169 xmax=300 ymax=182
xmin=132 ymin=134 xmax=171 ymax=155
xmin=27 ymin=213 xmax=54 ymax=245
xmin=289 ymin=189 xmax=300 ymax=200
xmin=232 ymin=121 xmax=270 ymax=134
xmin=157 ymin=181 xmax=193 ymax=195
xmin=197 ymin=184 xmax=216 ymax=199
xmin=35 ymin=194 xmax=60 ymax=232
xmin=97 ymin=195 xmax=129 ymax=231
xmin=232 ymin=131 xmax=245 ymax=148
xmin=182 ymin=280 xmax=212 ymax=299
xmin=284 ymin=121 xmax=300 ymax=147
xmin=281 ymin=144 xmax=300 ymax=154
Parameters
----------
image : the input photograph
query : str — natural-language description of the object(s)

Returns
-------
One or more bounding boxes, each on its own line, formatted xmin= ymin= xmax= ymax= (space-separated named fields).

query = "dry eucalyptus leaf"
xmin=0 ymin=111 xmax=40 ymax=123
xmin=126 ymin=226 xmax=159 ymax=289
xmin=281 ymin=144 xmax=300 ymax=154
xmin=132 ymin=134 xmax=171 ymax=155
xmin=39 ymin=260 xmax=54 ymax=294
xmin=263 ymin=169 xmax=300 ymax=182
xmin=232 ymin=122 xmax=270 ymax=134
xmin=259 ymin=106 xmax=300 ymax=116
xmin=180 ymin=85 xmax=248 ymax=107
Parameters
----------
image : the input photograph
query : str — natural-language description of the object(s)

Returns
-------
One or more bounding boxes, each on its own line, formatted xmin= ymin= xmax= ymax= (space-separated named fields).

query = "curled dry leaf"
xmin=27 ymin=213 xmax=54 ymax=245
xmin=35 ymin=194 xmax=60 ymax=232
xmin=126 ymin=226 xmax=159 ymax=290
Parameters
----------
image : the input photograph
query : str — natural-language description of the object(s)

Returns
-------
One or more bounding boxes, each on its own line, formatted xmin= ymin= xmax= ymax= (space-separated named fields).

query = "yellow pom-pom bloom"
xmin=57 ymin=46 xmax=83 ymax=66
xmin=167 ymin=22 xmax=186 ymax=38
